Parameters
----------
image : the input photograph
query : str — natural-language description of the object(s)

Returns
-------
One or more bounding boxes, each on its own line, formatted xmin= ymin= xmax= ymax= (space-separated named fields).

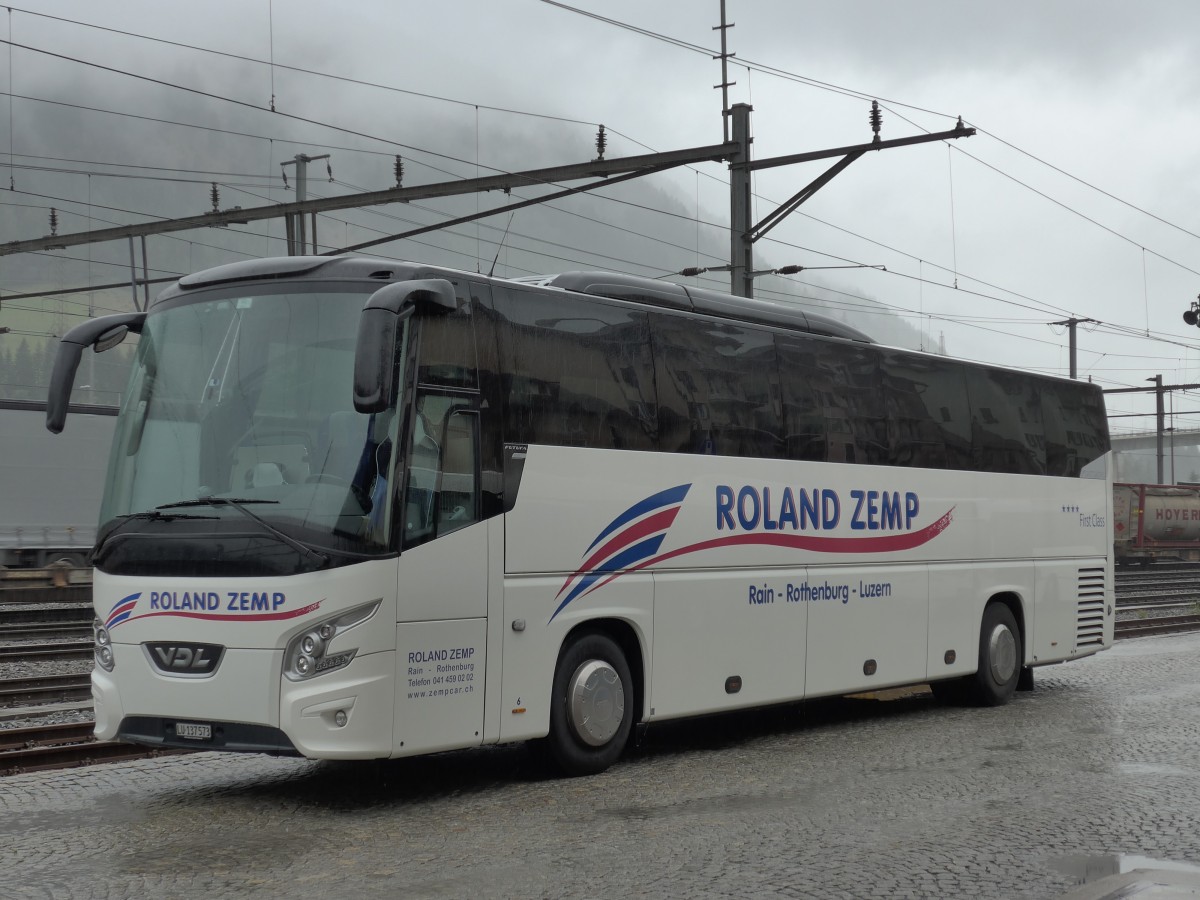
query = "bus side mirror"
xmin=353 ymin=279 xmax=457 ymax=414
xmin=46 ymin=312 xmax=146 ymax=434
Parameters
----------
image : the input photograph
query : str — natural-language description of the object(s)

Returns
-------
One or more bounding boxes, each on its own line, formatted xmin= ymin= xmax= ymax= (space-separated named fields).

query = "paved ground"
xmin=4 ymin=633 xmax=1200 ymax=899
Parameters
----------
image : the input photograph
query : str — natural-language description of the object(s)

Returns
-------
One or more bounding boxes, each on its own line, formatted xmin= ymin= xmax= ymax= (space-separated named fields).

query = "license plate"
xmin=175 ymin=722 xmax=212 ymax=741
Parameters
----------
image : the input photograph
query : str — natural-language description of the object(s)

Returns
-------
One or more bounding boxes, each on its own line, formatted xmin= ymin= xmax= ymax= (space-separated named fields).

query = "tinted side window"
xmin=776 ymin=337 xmax=827 ymax=462
xmin=777 ymin=337 xmax=888 ymax=465
xmin=836 ymin=344 xmax=888 ymax=465
xmin=490 ymin=288 xmax=657 ymax=450
xmin=784 ymin=338 xmax=886 ymax=466
xmin=965 ymin=368 xmax=1045 ymax=474
xmin=651 ymin=314 xmax=782 ymax=458
xmin=1041 ymin=381 xmax=1110 ymax=477
xmin=881 ymin=352 xmax=972 ymax=470
xmin=416 ymin=304 xmax=477 ymax=389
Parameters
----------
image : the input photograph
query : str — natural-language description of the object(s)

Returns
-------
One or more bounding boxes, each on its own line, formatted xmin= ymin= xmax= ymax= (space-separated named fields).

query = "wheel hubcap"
xmin=988 ymin=624 xmax=1017 ymax=684
xmin=568 ymin=659 xmax=625 ymax=747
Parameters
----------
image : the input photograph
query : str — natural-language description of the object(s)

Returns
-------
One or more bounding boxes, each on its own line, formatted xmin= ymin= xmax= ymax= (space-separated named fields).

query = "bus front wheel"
xmin=970 ymin=603 xmax=1021 ymax=706
xmin=545 ymin=633 xmax=633 ymax=776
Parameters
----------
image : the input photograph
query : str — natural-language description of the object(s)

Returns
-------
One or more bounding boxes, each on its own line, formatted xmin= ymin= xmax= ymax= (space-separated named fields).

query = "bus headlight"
xmin=93 ymin=617 xmax=115 ymax=672
xmin=300 ymin=633 xmax=324 ymax=656
xmin=284 ymin=600 xmax=380 ymax=682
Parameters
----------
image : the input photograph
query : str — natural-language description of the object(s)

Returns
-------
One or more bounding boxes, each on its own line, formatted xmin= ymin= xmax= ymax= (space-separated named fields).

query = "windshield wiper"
xmin=94 ymin=509 xmax=219 ymax=558
xmin=119 ymin=509 xmax=219 ymax=520
xmin=157 ymin=498 xmax=279 ymax=508
xmin=158 ymin=496 xmax=329 ymax=567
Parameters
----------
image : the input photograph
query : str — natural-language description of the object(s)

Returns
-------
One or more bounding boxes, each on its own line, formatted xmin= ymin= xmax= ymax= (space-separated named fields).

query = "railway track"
xmin=1 ymin=623 xmax=91 ymax=641
xmin=0 ymin=673 xmax=91 ymax=707
xmin=0 ymin=722 xmax=186 ymax=776
xmin=1115 ymin=613 xmax=1200 ymax=639
xmin=1116 ymin=584 xmax=1200 ymax=604
xmin=1114 ymin=565 xmax=1200 ymax=608
xmin=0 ymin=604 xmax=92 ymax=628
xmin=0 ymin=585 xmax=92 ymax=605
xmin=0 ymin=581 xmax=94 ymax=645
xmin=0 ymin=641 xmax=92 ymax=662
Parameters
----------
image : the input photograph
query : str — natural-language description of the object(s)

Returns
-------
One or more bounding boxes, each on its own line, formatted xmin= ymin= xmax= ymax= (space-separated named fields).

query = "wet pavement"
xmin=4 ymin=632 xmax=1200 ymax=899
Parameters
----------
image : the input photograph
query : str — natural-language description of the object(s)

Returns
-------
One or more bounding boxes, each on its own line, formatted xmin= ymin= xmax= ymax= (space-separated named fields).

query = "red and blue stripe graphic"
xmin=551 ymin=483 xmax=691 ymax=622
xmin=550 ymin=483 xmax=955 ymax=622
xmin=104 ymin=592 xmax=141 ymax=629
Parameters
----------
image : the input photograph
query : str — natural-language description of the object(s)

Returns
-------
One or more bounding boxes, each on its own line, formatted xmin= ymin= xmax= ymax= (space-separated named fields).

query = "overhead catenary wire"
xmin=2 ymin=5 xmax=1190 ymax=398
xmin=1 ymin=49 xmax=1188 ymax=339
xmin=541 ymin=1 xmax=1200 ymax=258
xmin=0 ymin=90 xmax=472 ymax=181
xmin=0 ymin=38 xmax=586 ymax=188
xmin=12 ymin=172 xmax=1199 ymax=382
xmin=9 ymin=9 xmax=1198 ymax=294
xmin=4 ymin=5 xmax=600 ymax=128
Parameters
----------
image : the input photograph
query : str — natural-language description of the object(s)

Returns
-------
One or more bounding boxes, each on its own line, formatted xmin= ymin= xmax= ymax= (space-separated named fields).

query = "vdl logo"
xmin=143 ymin=642 xmax=225 ymax=677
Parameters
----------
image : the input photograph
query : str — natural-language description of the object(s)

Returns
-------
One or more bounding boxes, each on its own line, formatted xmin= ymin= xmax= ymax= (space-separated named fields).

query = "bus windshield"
xmin=97 ymin=284 xmax=405 ymax=572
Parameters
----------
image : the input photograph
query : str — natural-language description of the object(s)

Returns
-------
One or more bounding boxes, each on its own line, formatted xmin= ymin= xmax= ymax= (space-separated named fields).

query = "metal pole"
xmin=1170 ymin=394 xmax=1176 ymax=484
xmin=1052 ymin=317 xmax=1096 ymax=379
xmin=1153 ymin=374 xmax=1164 ymax=483
xmin=714 ymin=0 xmax=732 ymax=144
xmin=1068 ymin=318 xmax=1078 ymax=379
xmin=140 ymin=235 xmax=150 ymax=309
xmin=295 ymin=156 xmax=307 ymax=256
xmin=127 ymin=236 xmax=139 ymax=310
xmin=729 ymin=103 xmax=753 ymax=298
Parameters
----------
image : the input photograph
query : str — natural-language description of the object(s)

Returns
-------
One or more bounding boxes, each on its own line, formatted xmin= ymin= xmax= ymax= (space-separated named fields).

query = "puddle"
xmin=1051 ymin=854 xmax=1200 ymax=884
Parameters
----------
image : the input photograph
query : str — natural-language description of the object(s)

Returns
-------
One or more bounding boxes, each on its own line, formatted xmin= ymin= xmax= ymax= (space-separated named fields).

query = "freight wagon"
xmin=0 ymin=399 xmax=117 ymax=568
xmin=1113 ymin=482 xmax=1200 ymax=564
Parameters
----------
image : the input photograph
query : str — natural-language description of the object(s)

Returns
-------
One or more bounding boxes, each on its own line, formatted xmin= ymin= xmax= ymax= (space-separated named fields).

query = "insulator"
xmin=326 ymin=161 xmax=334 ymax=182
xmin=210 ymin=182 xmax=220 ymax=213
xmin=281 ymin=169 xmax=289 ymax=189
xmin=869 ymin=101 xmax=882 ymax=137
xmin=49 ymin=208 xmax=58 ymax=236
xmin=394 ymin=155 xmax=404 ymax=187
xmin=595 ymin=124 xmax=607 ymax=161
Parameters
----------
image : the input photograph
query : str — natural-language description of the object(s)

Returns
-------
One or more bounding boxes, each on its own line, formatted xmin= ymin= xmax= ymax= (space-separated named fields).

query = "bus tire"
xmin=970 ymin=603 xmax=1021 ymax=706
xmin=545 ymin=633 xmax=633 ymax=776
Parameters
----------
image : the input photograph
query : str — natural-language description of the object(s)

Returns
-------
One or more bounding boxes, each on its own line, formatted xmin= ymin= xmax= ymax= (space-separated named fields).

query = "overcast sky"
xmin=3 ymin=0 xmax=1200 ymax=434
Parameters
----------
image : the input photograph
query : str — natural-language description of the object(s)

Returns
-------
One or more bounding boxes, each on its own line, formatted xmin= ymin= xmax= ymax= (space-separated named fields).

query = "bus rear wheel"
xmin=970 ymin=603 xmax=1021 ymax=706
xmin=545 ymin=633 xmax=633 ymax=776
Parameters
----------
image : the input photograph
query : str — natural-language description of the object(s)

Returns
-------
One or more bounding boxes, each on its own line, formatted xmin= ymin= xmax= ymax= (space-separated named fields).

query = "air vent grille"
xmin=1076 ymin=566 xmax=1106 ymax=647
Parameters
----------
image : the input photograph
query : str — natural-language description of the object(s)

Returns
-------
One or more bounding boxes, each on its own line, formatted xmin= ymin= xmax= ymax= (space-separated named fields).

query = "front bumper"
xmin=94 ymin=647 xmax=396 ymax=759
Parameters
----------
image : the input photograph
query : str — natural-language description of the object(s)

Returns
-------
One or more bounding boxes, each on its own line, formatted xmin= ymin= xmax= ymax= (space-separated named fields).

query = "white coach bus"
xmin=46 ymin=255 xmax=1113 ymax=775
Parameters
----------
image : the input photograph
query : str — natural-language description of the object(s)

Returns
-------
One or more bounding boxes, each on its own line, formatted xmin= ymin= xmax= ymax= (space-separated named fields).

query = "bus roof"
xmin=158 ymin=255 xmax=873 ymax=344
